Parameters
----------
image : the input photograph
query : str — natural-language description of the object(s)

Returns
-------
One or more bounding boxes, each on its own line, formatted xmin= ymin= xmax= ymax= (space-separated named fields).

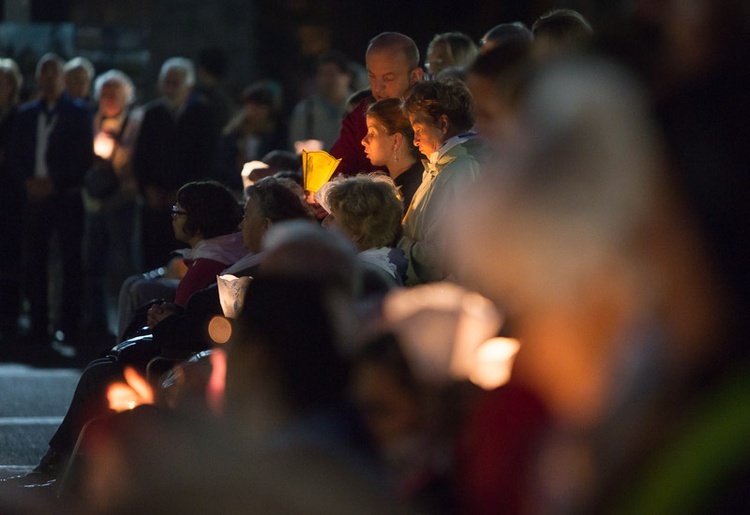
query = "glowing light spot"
xmin=470 ymin=337 xmax=521 ymax=390
xmin=106 ymin=366 xmax=154 ymax=412
xmin=208 ymin=316 xmax=233 ymax=344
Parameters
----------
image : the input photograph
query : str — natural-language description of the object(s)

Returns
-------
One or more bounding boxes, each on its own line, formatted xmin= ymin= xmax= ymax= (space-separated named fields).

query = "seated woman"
xmin=361 ymin=98 xmax=424 ymax=211
xmin=150 ymin=176 xmax=314 ymax=355
xmin=116 ymin=181 xmax=245 ymax=340
xmin=119 ymin=180 xmax=246 ymax=338
xmin=14 ymin=181 xmax=245 ymax=483
xmin=398 ymin=78 xmax=482 ymax=285
xmin=319 ymin=173 xmax=407 ymax=293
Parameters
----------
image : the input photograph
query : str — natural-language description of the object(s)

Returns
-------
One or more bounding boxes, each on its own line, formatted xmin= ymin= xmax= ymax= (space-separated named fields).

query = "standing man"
xmin=133 ymin=57 xmax=218 ymax=270
xmin=329 ymin=32 xmax=423 ymax=177
xmin=9 ymin=53 xmax=94 ymax=350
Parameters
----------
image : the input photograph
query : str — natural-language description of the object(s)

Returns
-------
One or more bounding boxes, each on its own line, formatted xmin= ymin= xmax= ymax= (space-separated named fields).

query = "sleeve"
xmin=400 ymin=158 xmax=481 ymax=285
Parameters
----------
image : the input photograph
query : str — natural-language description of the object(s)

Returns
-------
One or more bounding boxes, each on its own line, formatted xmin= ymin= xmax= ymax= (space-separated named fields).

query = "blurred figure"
xmin=361 ymin=98 xmax=423 ymax=210
xmin=425 ymin=32 xmax=478 ymax=76
xmin=398 ymin=78 xmax=481 ymax=285
xmin=532 ymin=8 xmax=593 ymax=58
xmin=450 ymin=52 xmax=750 ymax=512
xmin=0 ymin=58 xmax=23 ymax=344
xmin=194 ymin=46 xmax=236 ymax=136
xmin=82 ymin=70 xmax=143 ymax=341
xmin=479 ymin=22 xmax=533 ymax=54
xmin=466 ymin=41 xmax=532 ymax=147
xmin=214 ymin=81 xmax=287 ymax=192
xmin=8 ymin=53 xmax=94 ymax=350
xmin=351 ymin=333 xmax=454 ymax=514
xmin=63 ymin=56 xmax=95 ymax=103
xmin=330 ymin=32 xmax=423 ymax=177
xmin=134 ymin=57 xmax=218 ymax=270
xmin=289 ymin=51 xmax=354 ymax=152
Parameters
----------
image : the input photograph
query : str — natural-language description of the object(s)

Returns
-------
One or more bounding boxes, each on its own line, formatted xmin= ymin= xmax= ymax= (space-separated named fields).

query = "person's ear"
xmin=439 ymin=114 xmax=450 ymax=136
xmin=409 ymin=68 xmax=424 ymax=85
xmin=263 ymin=217 xmax=273 ymax=230
xmin=392 ymin=131 xmax=403 ymax=151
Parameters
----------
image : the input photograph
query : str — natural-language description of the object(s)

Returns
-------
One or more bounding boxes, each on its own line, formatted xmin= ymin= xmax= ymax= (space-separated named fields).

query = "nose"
xmin=361 ymin=135 xmax=368 ymax=147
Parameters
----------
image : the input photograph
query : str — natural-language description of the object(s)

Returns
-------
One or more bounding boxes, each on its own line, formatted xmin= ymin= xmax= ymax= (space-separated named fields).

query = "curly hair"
xmin=176 ymin=181 xmax=243 ymax=239
xmin=401 ymin=77 xmax=476 ymax=134
xmin=245 ymin=176 xmax=313 ymax=222
xmin=325 ymin=173 xmax=403 ymax=250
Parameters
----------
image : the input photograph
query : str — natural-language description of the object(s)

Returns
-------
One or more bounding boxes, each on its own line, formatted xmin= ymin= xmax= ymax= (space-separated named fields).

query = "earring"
xmin=393 ymin=148 xmax=399 ymax=164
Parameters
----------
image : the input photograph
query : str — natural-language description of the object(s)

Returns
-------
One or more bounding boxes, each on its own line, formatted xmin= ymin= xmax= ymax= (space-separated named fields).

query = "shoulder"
xmin=16 ymin=99 xmax=42 ymax=117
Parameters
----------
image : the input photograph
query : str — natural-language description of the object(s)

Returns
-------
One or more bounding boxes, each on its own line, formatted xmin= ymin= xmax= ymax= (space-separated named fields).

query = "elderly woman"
xmin=321 ymin=173 xmax=408 ymax=291
xmin=361 ymin=98 xmax=423 ymax=210
xmin=84 ymin=69 xmax=143 ymax=337
xmin=398 ymin=78 xmax=481 ymax=285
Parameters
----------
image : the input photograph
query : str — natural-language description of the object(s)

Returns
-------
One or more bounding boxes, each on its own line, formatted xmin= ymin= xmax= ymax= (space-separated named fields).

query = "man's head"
xmin=64 ymin=57 xmax=95 ymax=100
xmin=365 ymin=32 xmax=423 ymax=102
xmin=316 ymin=51 xmax=353 ymax=104
xmin=158 ymin=57 xmax=195 ymax=110
xmin=35 ymin=53 xmax=65 ymax=103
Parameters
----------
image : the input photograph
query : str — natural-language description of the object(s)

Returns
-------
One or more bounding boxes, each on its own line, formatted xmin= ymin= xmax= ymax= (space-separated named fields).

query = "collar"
xmin=428 ymin=132 xmax=477 ymax=165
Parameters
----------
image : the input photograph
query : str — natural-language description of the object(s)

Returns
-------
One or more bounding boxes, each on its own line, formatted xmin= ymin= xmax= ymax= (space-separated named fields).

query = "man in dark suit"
xmin=9 ymin=53 xmax=94 ymax=350
xmin=133 ymin=57 xmax=219 ymax=270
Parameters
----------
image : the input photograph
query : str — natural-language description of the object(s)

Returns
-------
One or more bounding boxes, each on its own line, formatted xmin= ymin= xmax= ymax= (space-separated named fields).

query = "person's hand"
xmin=25 ymin=177 xmax=55 ymax=202
xmin=305 ymin=191 xmax=328 ymax=221
xmin=147 ymin=302 xmax=178 ymax=328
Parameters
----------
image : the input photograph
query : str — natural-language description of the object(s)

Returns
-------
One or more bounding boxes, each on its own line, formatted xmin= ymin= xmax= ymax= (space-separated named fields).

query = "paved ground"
xmin=0 ymin=362 xmax=80 ymax=480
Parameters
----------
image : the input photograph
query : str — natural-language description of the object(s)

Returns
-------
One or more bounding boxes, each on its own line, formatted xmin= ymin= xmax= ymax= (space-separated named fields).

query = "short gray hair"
xmin=64 ymin=56 xmax=95 ymax=80
xmin=159 ymin=57 xmax=196 ymax=87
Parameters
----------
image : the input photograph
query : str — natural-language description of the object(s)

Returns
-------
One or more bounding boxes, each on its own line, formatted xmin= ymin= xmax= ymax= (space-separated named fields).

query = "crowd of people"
xmin=1 ymin=2 xmax=750 ymax=513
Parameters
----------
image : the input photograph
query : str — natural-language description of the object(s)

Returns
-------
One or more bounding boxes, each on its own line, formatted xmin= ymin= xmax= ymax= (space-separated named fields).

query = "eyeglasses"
xmin=171 ymin=205 xmax=187 ymax=216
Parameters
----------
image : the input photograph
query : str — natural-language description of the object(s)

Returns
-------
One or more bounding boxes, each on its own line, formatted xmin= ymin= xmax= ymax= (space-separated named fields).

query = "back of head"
xmin=325 ymin=173 xmax=404 ymax=250
xmin=532 ymin=9 xmax=593 ymax=56
xmin=245 ymin=176 xmax=313 ymax=223
xmin=177 ymin=180 xmax=243 ymax=238
xmin=367 ymin=32 xmax=420 ymax=70
xmin=481 ymin=22 xmax=533 ymax=53
xmin=233 ymin=275 xmax=351 ymax=412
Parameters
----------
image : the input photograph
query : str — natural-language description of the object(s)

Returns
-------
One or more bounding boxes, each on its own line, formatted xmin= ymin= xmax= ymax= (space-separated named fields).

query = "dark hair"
xmin=366 ymin=98 xmax=421 ymax=161
xmin=262 ymin=149 xmax=301 ymax=174
xmin=481 ymin=22 xmax=533 ymax=48
xmin=469 ymin=40 xmax=532 ymax=107
xmin=316 ymin=50 xmax=352 ymax=76
xmin=234 ymin=276 xmax=350 ymax=411
xmin=401 ymin=77 xmax=476 ymax=133
xmin=368 ymin=32 xmax=420 ymax=70
xmin=242 ymin=80 xmax=282 ymax=112
xmin=245 ymin=176 xmax=313 ymax=223
xmin=532 ymin=9 xmax=593 ymax=47
xmin=197 ymin=46 xmax=229 ymax=79
xmin=177 ymin=181 xmax=243 ymax=239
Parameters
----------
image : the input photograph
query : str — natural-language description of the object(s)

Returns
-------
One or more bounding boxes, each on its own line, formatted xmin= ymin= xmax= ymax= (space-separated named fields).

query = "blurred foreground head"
xmin=450 ymin=56 xmax=665 ymax=426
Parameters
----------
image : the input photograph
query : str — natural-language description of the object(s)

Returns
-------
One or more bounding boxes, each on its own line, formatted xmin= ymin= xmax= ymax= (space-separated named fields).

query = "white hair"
xmin=159 ymin=57 xmax=196 ymax=87
xmin=93 ymin=69 xmax=136 ymax=105
xmin=64 ymin=56 xmax=95 ymax=80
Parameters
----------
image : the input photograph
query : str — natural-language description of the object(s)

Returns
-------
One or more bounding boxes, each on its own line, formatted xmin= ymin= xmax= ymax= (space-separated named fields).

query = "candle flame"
xmin=94 ymin=132 xmax=115 ymax=159
xmin=107 ymin=366 xmax=154 ymax=412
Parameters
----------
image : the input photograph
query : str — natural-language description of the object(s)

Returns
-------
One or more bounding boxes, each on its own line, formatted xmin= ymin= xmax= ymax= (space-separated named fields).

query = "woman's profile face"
xmin=361 ymin=116 xmax=395 ymax=167
xmin=409 ymin=112 xmax=445 ymax=158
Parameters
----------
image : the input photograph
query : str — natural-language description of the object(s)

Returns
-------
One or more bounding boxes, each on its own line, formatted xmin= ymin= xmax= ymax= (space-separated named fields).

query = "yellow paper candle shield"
xmin=302 ymin=149 xmax=341 ymax=192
